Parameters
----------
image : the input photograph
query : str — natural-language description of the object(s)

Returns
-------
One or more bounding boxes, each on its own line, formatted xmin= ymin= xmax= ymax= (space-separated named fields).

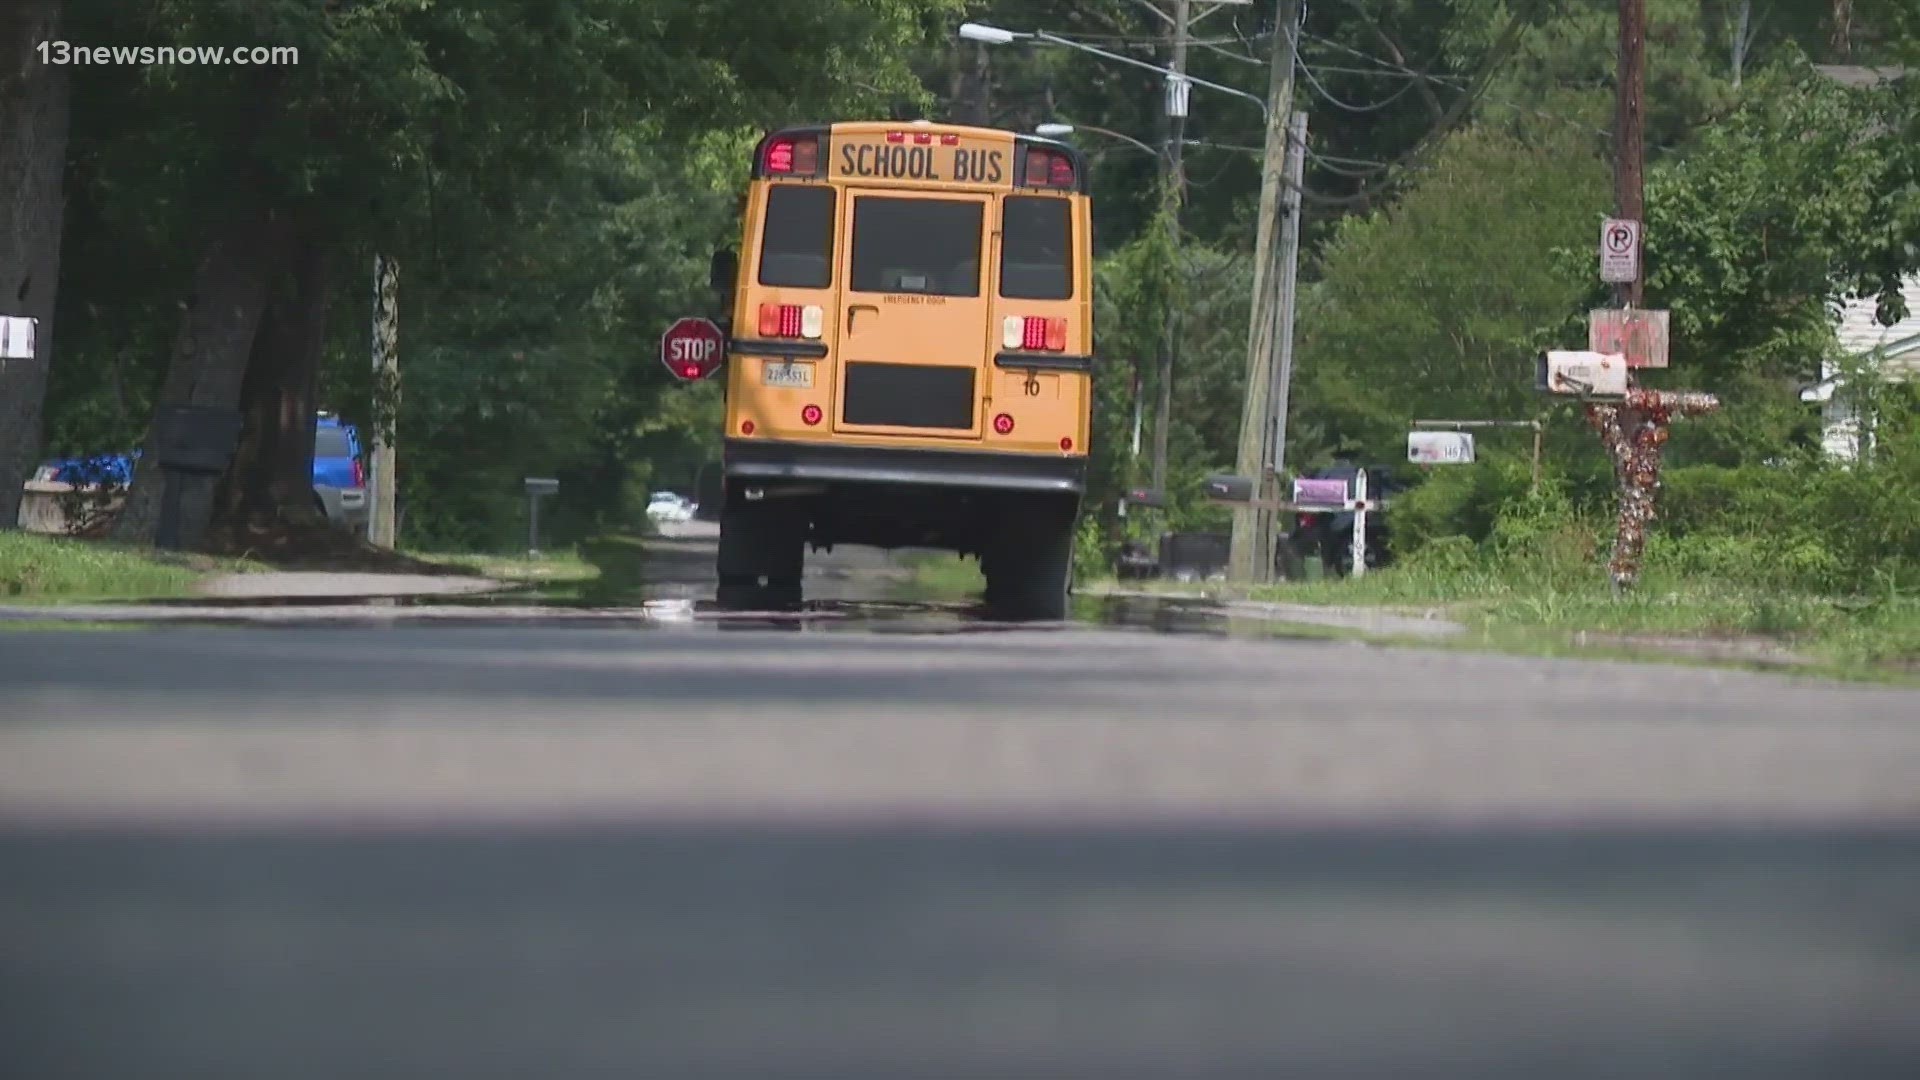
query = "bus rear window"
xmin=757 ymin=185 xmax=835 ymax=289
xmin=850 ymin=197 xmax=983 ymax=297
xmin=999 ymin=196 xmax=1072 ymax=300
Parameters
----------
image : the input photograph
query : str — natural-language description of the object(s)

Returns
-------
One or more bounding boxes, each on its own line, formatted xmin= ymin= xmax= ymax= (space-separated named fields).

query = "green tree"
xmin=1288 ymin=121 xmax=1609 ymax=467
xmin=39 ymin=0 xmax=957 ymax=547
xmin=1635 ymin=57 xmax=1920 ymax=463
xmin=0 ymin=0 xmax=71 ymax=530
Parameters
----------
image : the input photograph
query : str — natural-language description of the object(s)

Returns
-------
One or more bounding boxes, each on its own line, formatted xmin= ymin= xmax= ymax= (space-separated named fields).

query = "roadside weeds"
xmin=1078 ymin=572 xmax=1920 ymax=687
xmin=0 ymin=532 xmax=255 ymax=602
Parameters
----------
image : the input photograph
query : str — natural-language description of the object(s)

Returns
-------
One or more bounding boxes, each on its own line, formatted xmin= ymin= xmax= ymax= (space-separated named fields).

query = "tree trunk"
xmin=110 ymin=209 xmax=295 ymax=546
xmin=0 ymin=0 xmax=70 ymax=531
xmin=219 ymin=224 xmax=333 ymax=520
xmin=1831 ymin=0 xmax=1855 ymax=58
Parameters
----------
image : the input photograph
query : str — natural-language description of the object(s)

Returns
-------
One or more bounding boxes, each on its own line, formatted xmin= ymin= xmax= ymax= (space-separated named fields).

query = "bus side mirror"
xmin=709 ymin=249 xmax=738 ymax=295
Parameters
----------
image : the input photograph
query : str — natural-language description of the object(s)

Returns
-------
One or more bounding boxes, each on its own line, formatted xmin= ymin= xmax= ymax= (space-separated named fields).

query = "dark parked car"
xmin=1281 ymin=463 xmax=1404 ymax=578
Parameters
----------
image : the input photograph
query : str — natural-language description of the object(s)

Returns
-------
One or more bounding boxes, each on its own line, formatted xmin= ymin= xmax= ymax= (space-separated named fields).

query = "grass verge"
xmin=0 ymin=532 xmax=247 ymax=601
xmin=412 ymin=547 xmax=599 ymax=586
xmin=1228 ymin=563 xmax=1920 ymax=683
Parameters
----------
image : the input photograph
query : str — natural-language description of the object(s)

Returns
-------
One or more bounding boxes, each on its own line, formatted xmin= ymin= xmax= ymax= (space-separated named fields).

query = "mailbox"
xmin=1123 ymin=487 xmax=1167 ymax=509
xmin=1537 ymin=350 xmax=1629 ymax=399
xmin=524 ymin=477 xmax=559 ymax=497
xmin=1204 ymin=474 xmax=1256 ymax=503
xmin=1408 ymin=430 xmax=1476 ymax=465
xmin=1292 ymin=477 xmax=1350 ymax=507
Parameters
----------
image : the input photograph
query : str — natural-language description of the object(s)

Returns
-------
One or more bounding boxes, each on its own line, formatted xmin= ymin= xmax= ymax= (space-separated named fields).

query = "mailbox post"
xmin=1349 ymin=470 xmax=1370 ymax=580
xmin=151 ymin=405 xmax=246 ymax=551
xmin=524 ymin=477 xmax=559 ymax=558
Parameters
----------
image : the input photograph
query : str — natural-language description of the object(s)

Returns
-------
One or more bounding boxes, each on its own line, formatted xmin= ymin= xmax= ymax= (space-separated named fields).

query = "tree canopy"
xmin=6 ymin=0 xmax=1917 ymax=565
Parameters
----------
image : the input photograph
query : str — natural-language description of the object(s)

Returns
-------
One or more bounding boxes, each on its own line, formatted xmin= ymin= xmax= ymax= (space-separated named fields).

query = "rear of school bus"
xmin=713 ymin=120 xmax=1094 ymax=619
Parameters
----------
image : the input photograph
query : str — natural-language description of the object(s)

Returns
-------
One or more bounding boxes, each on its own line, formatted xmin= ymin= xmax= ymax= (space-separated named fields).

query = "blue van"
xmin=313 ymin=414 xmax=368 ymax=528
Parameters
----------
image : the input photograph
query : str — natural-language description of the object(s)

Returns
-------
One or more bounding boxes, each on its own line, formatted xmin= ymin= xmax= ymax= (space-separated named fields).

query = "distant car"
xmin=646 ymin=492 xmax=695 ymax=524
xmin=312 ymin=414 xmax=368 ymax=530
xmin=1281 ymin=462 xmax=1404 ymax=577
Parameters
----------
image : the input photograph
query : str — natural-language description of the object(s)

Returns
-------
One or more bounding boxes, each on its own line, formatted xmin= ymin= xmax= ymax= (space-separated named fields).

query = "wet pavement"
xmin=5 ymin=527 xmax=1919 ymax=1078
xmin=0 ymin=525 xmax=1317 ymax=641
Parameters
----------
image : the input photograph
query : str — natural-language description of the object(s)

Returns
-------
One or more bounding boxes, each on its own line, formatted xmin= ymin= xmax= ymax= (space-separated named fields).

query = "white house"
xmin=1800 ymin=276 xmax=1920 ymax=462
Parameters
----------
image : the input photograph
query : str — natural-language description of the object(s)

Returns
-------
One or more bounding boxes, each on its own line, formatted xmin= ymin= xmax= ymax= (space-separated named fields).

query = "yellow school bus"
xmin=708 ymin=119 xmax=1094 ymax=618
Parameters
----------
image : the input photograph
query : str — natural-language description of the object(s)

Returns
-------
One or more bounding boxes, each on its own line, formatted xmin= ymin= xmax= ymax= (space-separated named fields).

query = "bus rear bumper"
xmin=723 ymin=439 xmax=1086 ymax=497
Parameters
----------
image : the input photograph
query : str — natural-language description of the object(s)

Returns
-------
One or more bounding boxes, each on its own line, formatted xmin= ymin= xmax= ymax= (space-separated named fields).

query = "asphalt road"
xmin=4 ymin=540 xmax=1920 ymax=1077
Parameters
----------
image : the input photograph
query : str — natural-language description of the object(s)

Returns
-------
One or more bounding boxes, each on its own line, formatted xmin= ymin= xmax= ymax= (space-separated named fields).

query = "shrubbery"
xmin=1384 ymin=391 xmax=1920 ymax=598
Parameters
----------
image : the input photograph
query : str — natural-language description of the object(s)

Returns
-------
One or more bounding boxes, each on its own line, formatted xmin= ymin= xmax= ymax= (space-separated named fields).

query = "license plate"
xmin=761 ymin=361 xmax=814 ymax=389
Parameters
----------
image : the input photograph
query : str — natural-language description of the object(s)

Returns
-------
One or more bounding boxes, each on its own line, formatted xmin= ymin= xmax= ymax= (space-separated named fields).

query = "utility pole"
xmin=1227 ymin=0 xmax=1298 ymax=583
xmin=368 ymin=253 xmax=399 ymax=549
xmin=1583 ymin=0 xmax=1723 ymax=594
xmin=1257 ymin=109 xmax=1308 ymax=580
xmin=1148 ymin=0 xmax=1193 ymax=494
xmin=1615 ymin=0 xmax=1645 ymax=308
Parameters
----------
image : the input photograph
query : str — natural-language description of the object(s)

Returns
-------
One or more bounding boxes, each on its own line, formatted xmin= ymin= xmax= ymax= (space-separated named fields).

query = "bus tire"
xmin=717 ymin=503 xmax=805 ymax=610
xmin=986 ymin=499 xmax=1075 ymax=622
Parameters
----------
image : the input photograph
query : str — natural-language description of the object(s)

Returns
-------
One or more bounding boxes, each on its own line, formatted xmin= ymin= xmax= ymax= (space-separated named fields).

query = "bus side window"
xmin=758 ymin=185 xmax=836 ymax=289
xmin=999 ymin=196 xmax=1072 ymax=301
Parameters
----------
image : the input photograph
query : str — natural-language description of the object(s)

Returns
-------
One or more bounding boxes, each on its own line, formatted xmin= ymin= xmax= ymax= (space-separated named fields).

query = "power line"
xmin=1295 ymin=25 xmax=1612 ymax=137
xmin=1293 ymin=54 xmax=1424 ymax=113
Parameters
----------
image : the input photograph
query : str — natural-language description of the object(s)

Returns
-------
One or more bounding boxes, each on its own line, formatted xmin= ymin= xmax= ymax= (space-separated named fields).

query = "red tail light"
xmin=351 ymin=458 xmax=365 ymax=487
xmin=913 ymin=131 xmax=932 ymax=145
xmin=1021 ymin=317 xmax=1046 ymax=350
xmin=885 ymin=130 xmax=905 ymax=143
xmin=940 ymin=133 xmax=960 ymax=145
xmin=764 ymin=134 xmax=819 ymax=176
xmin=1024 ymin=147 xmax=1076 ymax=189
xmin=801 ymin=404 xmax=823 ymax=426
xmin=756 ymin=303 xmax=822 ymax=339
xmin=992 ymin=413 xmax=1015 ymax=435
xmin=1015 ymin=315 xmax=1069 ymax=352
xmin=758 ymin=303 xmax=803 ymax=338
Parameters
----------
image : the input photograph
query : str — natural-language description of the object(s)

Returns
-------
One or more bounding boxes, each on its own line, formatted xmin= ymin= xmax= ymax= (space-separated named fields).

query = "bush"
xmin=1377 ymin=385 xmax=1920 ymax=598
xmin=1073 ymin=512 xmax=1108 ymax=581
xmin=1391 ymin=451 xmax=1556 ymax=557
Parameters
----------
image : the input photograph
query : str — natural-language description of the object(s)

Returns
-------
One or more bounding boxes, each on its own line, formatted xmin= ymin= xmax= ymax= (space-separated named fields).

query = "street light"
xmin=957 ymin=22 xmax=1021 ymax=46
xmin=1035 ymin=122 xmax=1159 ymax=157
xmin=959 ymin=21 xmax=1268 ymax=119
